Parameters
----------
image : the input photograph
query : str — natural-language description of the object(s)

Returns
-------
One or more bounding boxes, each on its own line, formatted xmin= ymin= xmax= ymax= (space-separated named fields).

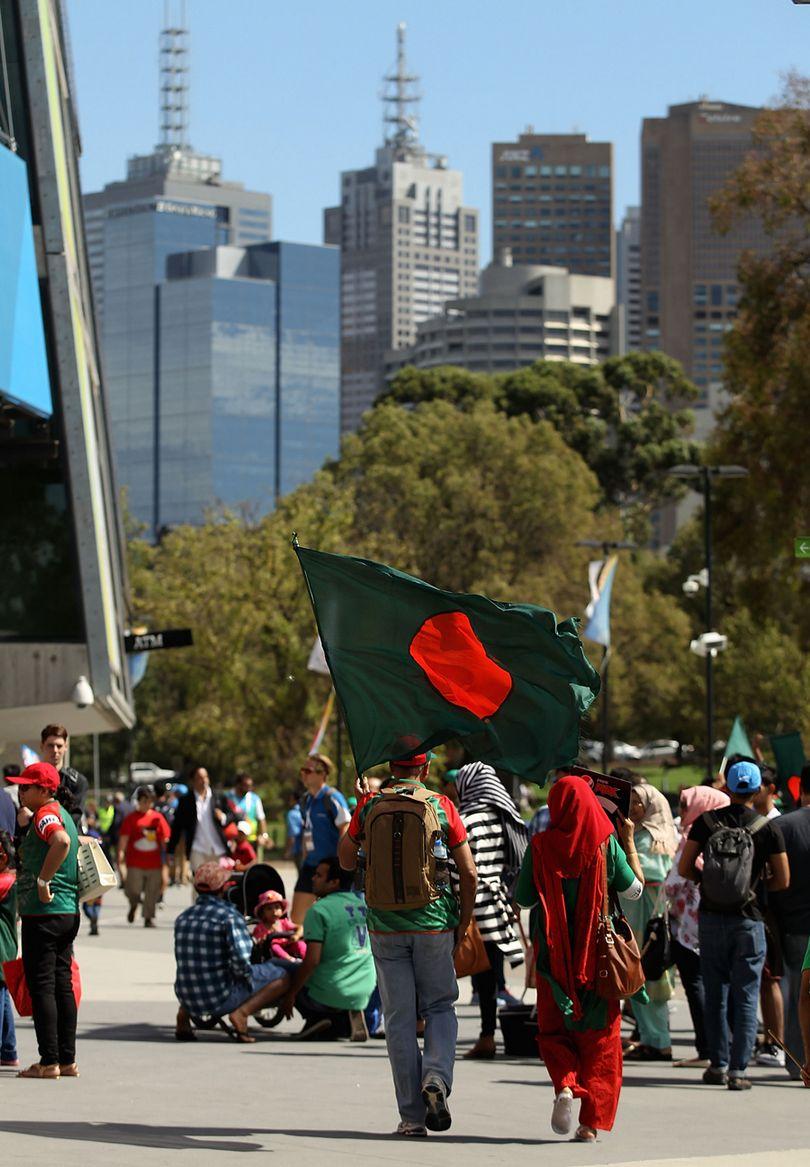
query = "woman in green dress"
xmin=516 ymin=775 xmax=644 ymax=1142
xmin=623 ymin=782 xmax=678 ymax=1061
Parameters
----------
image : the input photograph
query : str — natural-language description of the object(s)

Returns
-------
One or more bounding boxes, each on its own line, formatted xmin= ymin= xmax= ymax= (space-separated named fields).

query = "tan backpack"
xmin=363 ymin=784 xmax=443 ymax=911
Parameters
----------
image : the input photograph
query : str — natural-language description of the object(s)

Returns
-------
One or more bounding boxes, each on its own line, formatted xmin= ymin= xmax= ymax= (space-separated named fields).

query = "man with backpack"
xmin=339 ymin=752 xmax=477 ymax=1137
xmin=679 ymin=760 xmax=789 ymax=1091
xmin=290 ymin=754 xmax=351 ymax=926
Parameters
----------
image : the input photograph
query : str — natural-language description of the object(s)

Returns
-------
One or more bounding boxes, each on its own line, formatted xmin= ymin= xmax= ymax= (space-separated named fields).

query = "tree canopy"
xmin=381 ymin=352 xmax=699 ymax=542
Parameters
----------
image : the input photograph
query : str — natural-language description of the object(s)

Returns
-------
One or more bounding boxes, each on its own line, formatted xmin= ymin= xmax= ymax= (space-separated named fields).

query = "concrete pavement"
xmin=1 ymin=867 xmax=808 ymax=1166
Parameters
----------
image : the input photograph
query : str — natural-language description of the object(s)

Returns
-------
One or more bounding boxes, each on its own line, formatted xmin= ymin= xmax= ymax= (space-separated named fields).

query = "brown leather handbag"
xmin=594 ymin=844 xmax=646 ymax=1000
xmin=454 ymin=918 xmax=491 ymax=978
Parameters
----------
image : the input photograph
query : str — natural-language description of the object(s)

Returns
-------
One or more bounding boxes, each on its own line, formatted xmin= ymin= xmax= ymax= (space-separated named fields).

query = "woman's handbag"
xmin=594 ymin=844 xmax=646 ymax=1001
xmin=2 ymin=957 xmax=82 ymax=1017
xmin=453 ymin=917 xmax=491 ymax=979
xmin=640 ymin=884 xmax=673 ymax=983
xmin=77 ymin=838 xmax=119 ymax=904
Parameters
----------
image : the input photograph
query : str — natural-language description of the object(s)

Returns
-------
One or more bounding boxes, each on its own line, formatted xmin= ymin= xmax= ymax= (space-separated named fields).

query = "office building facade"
xmin=156 ymin=242 xmax=339 ymax=529
xmin=640 ymin=100 xmax=769 ymax=437
xmin=616 ymin=206 xmax=641 ymax=352
xmin=491 ymin=131 xmax=613 ymax=278
xmin=324 ymin=25 xmax=479 ymax=432
xmin=1 ymin=0 xmax=134 ymax=742
xmin=385 ymin=249 xmax=615 ymax=377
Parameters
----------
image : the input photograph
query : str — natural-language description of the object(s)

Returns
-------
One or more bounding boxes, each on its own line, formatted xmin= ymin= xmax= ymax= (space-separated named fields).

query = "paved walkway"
xmin=1 ymin=869 xmax=808 ymax=1165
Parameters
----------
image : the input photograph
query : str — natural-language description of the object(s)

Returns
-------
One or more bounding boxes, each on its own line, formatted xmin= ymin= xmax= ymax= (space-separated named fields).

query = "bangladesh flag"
xmin=294 ymin=542 xmax=600 ymax=784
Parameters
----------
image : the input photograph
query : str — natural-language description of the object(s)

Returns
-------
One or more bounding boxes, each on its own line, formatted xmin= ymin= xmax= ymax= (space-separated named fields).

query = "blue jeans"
xmin=219 ymin=959 xmax=288 ymax=1016
xmin=371 ymin=931 xmax=458 ymax=1125
xmin=698 ymin=913 xmax=766 ymax=1074
xmin=1 ymin=984 xmax=18 ymax=1062
xmin=780 ymin=931 xmax=810 ymax=1080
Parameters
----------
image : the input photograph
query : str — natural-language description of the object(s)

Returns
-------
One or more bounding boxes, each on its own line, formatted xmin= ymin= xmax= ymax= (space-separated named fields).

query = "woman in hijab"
xmin=455 ymin=761 xmax=527 ymax=1059
xmin=623 ymin=782 xmax=679 ymax=1061
xmin=664 ymin=784 xmax=730 ymax=1068
xmin=515 ymin=775 xmax=644 ymax=1142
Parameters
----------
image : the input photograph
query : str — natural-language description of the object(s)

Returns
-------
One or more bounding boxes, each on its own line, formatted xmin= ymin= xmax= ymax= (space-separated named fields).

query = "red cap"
xmin=390 ymin=752 xmax=428 ymax=769
xmin=7 ymin=762 xmax=60 ymax=792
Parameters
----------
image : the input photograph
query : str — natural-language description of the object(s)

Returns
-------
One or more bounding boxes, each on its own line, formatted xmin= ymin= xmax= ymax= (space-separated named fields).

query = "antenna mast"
xmin=158 ymin=0 xmax=190 ymax=152
xmin=382 ymin=22 xmax=420 ymax=155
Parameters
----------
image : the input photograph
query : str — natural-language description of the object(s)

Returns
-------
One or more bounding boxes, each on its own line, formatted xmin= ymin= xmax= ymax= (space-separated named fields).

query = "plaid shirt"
xmin=174 ymin=894 xmax=253 ymax=1017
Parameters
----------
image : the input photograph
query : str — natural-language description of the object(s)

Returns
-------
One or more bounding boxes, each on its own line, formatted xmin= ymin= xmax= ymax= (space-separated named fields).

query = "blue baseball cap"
xmin=726 ymin=760 xmax=762 ymax=794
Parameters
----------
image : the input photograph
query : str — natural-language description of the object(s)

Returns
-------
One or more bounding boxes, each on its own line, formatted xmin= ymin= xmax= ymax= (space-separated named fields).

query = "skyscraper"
xmin=156 ymin=242 xmax=339 ymax=529
xmin=640 ymin=100 xmax=770 ymax=437
xmin=616 ymin=206 xmax=641 ymax=352
xmin=324 ymin=24 xmax=479 ymax=432
xmin=83 ymin=17 xmax=273 ymax=524
xmin=491 ymin=131 xmax=613 ymax=278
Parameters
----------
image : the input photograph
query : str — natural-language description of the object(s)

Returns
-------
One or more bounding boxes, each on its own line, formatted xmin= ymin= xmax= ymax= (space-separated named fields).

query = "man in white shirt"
xmin=169 ymin=767 xmax=232 ymax=897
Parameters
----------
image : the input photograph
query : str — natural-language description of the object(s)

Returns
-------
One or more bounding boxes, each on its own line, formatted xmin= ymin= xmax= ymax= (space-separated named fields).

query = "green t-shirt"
xmin=0 ymin=878 xmax=17 ymax=967
xmin=303 ymin=890 xmax=376 ymax=1011
xmin=515 ymin=833 xmax=644 ymax=1031
xmin=348 ymin=781 xmax=468 ymax=934
xmin=18 ymin=802 xmax=79 ymax=916
xmin=803 ymin=935 xmax=810 ymax=973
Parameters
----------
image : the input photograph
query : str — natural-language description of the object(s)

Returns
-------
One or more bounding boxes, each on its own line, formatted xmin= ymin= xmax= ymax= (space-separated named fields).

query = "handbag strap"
xmin=600 ymin=841 xmax=610 ymax=920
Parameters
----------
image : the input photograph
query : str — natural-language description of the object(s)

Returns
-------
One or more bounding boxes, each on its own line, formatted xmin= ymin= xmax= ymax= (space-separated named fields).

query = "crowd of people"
xmin=1 ymin=720 xmax=809 ymax=1144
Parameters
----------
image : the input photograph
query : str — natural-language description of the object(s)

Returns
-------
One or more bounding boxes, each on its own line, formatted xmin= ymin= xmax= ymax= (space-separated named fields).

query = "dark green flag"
xmin=294 ymin=542 xmax=600 ymax=783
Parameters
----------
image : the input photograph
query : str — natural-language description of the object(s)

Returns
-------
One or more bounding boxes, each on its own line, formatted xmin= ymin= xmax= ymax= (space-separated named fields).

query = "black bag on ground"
xmin=498 ymin=1003 xmax=540 ymax=1058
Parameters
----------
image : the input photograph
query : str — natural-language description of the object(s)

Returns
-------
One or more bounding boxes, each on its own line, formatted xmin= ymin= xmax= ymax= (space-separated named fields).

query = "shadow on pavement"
xmin=0 ymin=1122 xmax=265 ymax=1152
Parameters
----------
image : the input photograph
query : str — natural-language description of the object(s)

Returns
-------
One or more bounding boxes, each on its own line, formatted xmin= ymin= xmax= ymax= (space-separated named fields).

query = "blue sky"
xmin=66 ymin=0 xmax=805 ymax=259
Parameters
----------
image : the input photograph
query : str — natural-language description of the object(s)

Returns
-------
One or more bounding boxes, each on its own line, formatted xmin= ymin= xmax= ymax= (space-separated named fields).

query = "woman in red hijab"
xmin=515 ymin=775 xmax=644 ymax=1142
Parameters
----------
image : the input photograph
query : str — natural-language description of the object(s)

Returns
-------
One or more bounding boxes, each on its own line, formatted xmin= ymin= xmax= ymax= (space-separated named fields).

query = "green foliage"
xmin=382 ymin=353 xmax=699 ymax=543
xmin=709 ymin=73 xmax=810 ymax=646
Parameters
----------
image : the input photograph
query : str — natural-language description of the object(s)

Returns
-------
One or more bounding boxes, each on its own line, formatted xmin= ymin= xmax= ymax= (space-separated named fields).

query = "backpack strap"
xmin=745 ymin=814 xmax=769 ymax=837
xmin=701 ymin=810 xmax=721 ymax=833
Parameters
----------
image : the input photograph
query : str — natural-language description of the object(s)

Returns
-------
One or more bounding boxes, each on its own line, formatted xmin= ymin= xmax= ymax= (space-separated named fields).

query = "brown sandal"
xmin=59 ymin=1063 xmax=80 ymax=1077
xmin=18 ymin=1063 xmax=60 ymax=1079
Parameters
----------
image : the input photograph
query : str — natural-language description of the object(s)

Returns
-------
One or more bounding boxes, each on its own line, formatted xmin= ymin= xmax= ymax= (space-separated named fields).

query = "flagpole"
xmin=578 ymin=538 xmax=636 ymax=772
xmin=601 ymin=646 xmax=610 ymax=772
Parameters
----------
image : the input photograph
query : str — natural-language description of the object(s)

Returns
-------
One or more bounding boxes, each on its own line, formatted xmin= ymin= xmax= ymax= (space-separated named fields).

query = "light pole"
xmin=668 ymin=464 xmax=748 ymax=780
xmin=576 ymin=538 xmax=636 ymax=771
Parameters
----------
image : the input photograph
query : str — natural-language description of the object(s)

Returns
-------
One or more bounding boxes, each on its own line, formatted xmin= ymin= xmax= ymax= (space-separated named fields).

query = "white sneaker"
xmin=551 ymin=1087 xmax=574 ymax=1135
xmin=754 ymin=1043 xmax=785 ymax=1068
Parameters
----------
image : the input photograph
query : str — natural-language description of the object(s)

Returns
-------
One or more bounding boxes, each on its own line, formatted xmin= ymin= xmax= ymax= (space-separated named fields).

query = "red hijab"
xmin=531 ymin=775 xmax=614 ymax=1018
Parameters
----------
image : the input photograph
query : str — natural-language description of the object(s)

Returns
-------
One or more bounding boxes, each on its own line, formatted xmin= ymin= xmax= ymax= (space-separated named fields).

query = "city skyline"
xmin=66 ymin=0 xmax=802 ymax=260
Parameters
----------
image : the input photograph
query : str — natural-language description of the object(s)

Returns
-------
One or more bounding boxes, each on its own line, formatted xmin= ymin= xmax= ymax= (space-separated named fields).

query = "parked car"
xmin=612 ymin=741 xmax=643 ymax=762
xmin=130 ymin=761 xmax=176 ymax=783
xmin=638 ymin=740 xmax=695 ymax=761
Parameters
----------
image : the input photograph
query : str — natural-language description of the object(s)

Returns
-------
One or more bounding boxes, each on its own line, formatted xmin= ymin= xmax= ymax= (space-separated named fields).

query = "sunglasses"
xmin=300 ymin=765 xmax=322 ymax=775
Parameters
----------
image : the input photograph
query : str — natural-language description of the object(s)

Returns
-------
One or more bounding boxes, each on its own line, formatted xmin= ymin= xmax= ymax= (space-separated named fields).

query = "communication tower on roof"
xmin=158 ymin=0 xmax=190 ymax=153
xmin=382 ymin=22 xmax=421 ymax=156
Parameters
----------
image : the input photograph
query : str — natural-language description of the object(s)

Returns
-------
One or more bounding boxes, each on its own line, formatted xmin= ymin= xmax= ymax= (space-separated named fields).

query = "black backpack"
xmin=700 ymin=811 xmax=769 ymax=910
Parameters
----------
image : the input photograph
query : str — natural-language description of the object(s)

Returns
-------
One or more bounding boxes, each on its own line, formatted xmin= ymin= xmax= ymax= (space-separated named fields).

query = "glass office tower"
xmin=156 ymin=242 xmax=339 ymax=530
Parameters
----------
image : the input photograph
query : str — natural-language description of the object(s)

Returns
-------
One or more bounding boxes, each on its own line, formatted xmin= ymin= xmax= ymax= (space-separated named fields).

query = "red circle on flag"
xmin=409 ymin=611 xmax=513 ymax=719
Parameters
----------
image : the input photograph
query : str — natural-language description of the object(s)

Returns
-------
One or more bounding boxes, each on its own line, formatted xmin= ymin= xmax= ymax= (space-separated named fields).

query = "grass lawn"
xmin=635 ymin=763 xmax=705 ymax=794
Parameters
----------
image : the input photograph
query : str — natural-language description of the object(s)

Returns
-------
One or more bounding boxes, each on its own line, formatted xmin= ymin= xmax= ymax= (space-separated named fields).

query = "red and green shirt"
xmin=348 ymin=780 xmax=467 ymax=934
xmin=18 ymin=802 xmax=79 ymax=916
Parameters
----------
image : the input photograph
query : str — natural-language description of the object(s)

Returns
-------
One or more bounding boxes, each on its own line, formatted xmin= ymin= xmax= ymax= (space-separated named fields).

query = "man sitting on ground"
xmin=174 ymin=862 xmax=289 ymax=1043
xmin=281 ymin=856 xmax=376 ymax=1041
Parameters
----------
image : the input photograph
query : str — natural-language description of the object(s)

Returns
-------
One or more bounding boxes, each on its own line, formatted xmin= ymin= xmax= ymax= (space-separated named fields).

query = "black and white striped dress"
xmin=462 ymin=806 xmax=523 ymax=965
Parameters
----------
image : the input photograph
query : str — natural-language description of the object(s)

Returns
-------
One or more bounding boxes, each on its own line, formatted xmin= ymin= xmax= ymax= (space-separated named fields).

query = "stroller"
xmin=186 ymin=863 xmax=289 ymax=1040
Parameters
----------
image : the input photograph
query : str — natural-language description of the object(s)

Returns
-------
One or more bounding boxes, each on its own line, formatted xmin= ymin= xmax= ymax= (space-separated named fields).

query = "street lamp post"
xmin=576 ymin=538 xmax=636 ymax=771
xmin=669 ymin=464 xmax=748 ymax=781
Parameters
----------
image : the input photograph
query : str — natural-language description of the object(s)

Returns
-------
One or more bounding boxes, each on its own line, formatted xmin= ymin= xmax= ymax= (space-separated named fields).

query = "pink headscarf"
xmin=679 ymin=785 xmax=730 ymax=836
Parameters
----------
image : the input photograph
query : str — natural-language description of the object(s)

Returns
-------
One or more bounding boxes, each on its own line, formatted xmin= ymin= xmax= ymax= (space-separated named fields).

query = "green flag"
xmin=723 ymin=715 xmax=753 ymax=762
xmin=770 ymin=731 xmax=806 ymax=788
xmin=294 ymin=542 xmax=600 ymax=783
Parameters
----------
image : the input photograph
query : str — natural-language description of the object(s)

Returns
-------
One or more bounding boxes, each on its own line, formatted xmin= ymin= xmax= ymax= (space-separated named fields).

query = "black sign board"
xmin=124 ymin=628 xmax=193 ymax=654
xmin=569 ymin=765 xmax=632 ymax=823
